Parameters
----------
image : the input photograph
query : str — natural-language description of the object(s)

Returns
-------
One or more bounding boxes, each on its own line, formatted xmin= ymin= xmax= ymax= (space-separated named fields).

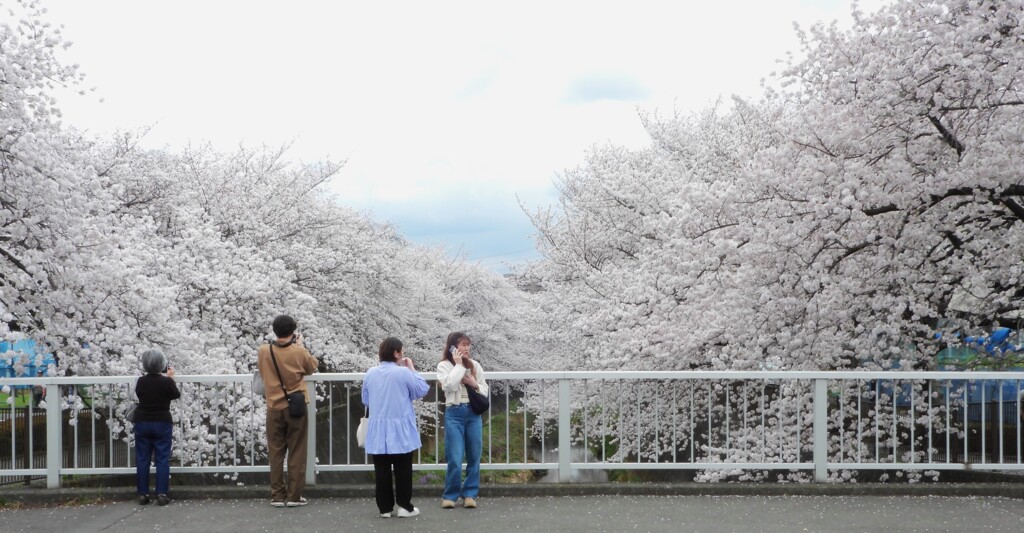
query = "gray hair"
xmin=141 ymin=348 xmax=167 ymax=375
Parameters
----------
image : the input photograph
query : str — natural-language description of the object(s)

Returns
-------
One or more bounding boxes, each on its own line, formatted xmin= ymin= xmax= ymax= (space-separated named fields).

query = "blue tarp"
xmin=934 ymin=329 xmax=1024 ymax=405
xmin=861 ymin=330 xmax=1024 ymax=409
xmin=0 ymin=340 xmax=55 ymax=389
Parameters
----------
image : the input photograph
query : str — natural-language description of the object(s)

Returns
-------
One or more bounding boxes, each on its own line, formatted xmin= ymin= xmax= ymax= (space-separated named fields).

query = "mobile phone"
xmin=449 ymin=346 xmax=458 ymax=356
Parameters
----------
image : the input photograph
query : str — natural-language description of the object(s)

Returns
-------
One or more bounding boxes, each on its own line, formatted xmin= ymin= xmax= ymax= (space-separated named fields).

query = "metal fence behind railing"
xmin=1 ymin=371 xmax=1023 ymax=489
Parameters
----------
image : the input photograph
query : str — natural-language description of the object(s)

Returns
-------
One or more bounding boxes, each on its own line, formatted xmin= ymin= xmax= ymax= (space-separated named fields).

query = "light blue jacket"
xmin=361 ymin=362 xmax=430 ymax=454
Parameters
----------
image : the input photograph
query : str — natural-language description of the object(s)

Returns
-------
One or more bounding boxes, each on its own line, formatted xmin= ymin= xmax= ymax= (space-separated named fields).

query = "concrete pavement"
xmin=1 ymin=493 xmax=1024 ymax=532
xmin=3 ymin=484 xmax=1024 ymax=532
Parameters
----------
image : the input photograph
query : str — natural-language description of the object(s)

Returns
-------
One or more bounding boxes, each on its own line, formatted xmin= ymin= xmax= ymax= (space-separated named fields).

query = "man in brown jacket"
xmin=257 ymin=314 xmax=318 ymax=507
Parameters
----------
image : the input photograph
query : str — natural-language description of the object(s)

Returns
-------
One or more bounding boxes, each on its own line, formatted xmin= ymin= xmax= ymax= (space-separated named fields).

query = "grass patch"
xmin=0 ymin=495 xmax=115 ymax=510
xmin=58 ymin=496 xmax=110 ymax=507
xmin=0 ymin=390 xmax=36 ymax=408
xmin=0 ymin=500 xmax=26 ymax=510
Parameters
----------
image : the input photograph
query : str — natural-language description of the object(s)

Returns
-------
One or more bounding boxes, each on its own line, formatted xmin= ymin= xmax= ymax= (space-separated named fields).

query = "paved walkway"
xmin=1 ymin=492 xmax=1023 ymax=532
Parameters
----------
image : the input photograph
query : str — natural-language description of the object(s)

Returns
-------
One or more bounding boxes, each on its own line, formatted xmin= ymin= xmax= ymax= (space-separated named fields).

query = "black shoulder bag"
xmin=466 ymin=386 xmax=489 ymax=415
xmin=269 ymin=343 xmax=307 ymax=418
xmin=464 ymin=362 xmax=489 ymax=415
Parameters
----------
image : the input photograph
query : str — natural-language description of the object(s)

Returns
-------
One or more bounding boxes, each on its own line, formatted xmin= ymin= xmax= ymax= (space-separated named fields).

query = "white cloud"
xmin=45 ymin=0 xmax=891 ymax=273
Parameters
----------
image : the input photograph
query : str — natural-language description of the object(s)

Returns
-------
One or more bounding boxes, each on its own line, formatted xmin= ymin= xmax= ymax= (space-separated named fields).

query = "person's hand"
xmin=452 ymin=349 xmax=463 ymax=366
xmin=462 ymin=374 xmax=478 ymax=390
xmin=401 ymin=356 xmax=415 ymax=371
xmin=165 ymin=366 xmax=175 ymax=378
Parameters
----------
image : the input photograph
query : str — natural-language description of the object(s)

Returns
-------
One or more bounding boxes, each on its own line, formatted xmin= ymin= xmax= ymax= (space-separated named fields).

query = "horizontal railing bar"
xmin=572 ymin=463 xmax=1024 ymax=471
xmin=476 ymin=463 xmax=555 ymax=470
xmin=311 ymin=465 xmax=375 ymax=472
xmin=4 ymin=370 xmax=1024 ymax=387
xmin=0 ymin=469 xmax=46 ymax=476
xmin=829 ymin=463 xmax=1024 ymax=471
xmin=50 ymin=462 xmax=1024 ymax=475
xmin=314 ymin=463 xmax=559 ymax=472
xmin=60 ymin=466 xmax=272 ymax=475
xmin=485 ymin=371 xmax=1024 ymax=380
xmin=572 ymin=463 xmax=814 ymax=470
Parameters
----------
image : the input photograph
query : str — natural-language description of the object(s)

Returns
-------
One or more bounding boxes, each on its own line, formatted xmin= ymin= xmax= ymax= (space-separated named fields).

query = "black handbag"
xmin=466 ymin=385 xmax=489 ymax=415
xmin=269 ymin=344 xmax=307 ymax=418
xmin=286 ymin=391 xmax=306 ymax=418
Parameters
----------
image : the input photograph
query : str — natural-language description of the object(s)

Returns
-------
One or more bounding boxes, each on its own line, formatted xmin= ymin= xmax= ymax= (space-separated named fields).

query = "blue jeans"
xmin=135 ymin=420 xmax=173 ymax=495
xmin=443 ymin=403 xmax=482 ymax=501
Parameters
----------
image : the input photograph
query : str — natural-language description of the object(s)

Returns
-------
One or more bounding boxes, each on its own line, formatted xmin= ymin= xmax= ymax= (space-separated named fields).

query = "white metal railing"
xmin=1 ymin=371 xmax=1023 ymax=488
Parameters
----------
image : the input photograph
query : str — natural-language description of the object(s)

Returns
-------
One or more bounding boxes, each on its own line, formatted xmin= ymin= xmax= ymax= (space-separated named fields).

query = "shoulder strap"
xmin=268 ymin=344 xmax=290 ymax=395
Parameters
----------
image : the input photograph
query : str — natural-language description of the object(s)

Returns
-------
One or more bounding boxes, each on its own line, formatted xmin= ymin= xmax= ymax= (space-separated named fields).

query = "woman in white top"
xmin=437 ymin=331 xmax=488 ymax=509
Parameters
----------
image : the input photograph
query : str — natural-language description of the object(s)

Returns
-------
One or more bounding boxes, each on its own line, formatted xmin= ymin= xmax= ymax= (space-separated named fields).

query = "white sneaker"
xmin=396 ymin=506 xmax=420 ymax=518
xmin=380 ymin=511 xmax=393 ymax=518
xmin=286 ymin=497 xmax=308 ymax=507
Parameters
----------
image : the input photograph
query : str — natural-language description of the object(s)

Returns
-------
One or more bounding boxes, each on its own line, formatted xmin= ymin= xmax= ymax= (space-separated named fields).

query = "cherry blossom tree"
xmin=751 ymin=0 xmax=1024 ymax=370
xmin=533 ymin=0 xmax=1024 ymax=373
xmin=0 ymin=0 xmax=119 ymax=371
xmin=88 ymin=139 xmax=545 ymax=462
xmin=529 ymin=0 xmax=1024 ymax=480
xmin=1 ymin=0 xmax=547 ymax=465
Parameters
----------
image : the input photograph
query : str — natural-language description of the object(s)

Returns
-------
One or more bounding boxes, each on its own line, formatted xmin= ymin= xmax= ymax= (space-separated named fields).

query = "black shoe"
xmin=157 ymin=494 xmax=170 ymax=506
xmin=138 ymin=495 xmax=151 ymax=505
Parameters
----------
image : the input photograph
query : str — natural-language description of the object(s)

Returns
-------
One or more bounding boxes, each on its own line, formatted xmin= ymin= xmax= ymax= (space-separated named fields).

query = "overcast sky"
xmin=44 ymin=0 xmax=886 ymax=273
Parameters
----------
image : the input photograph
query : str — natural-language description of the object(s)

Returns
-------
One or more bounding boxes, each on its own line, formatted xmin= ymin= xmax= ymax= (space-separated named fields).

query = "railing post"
xmin=813 ymin=378 xmax=827 ymax=482
xmin=45 ymin=383 xmax=61 ymax=488
xmin=558 ymin=378 xmax=571 ymax=482
xmin=306 ymin=391 xmax=317 ymax=486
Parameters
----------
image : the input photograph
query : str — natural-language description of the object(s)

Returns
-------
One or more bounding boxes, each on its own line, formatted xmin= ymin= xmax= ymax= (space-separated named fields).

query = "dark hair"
xmin=378 ymin=337 xmax=403 ymax=363
xmin=272 ymin=315 xmax=297 ymax=339
xmin=441 ymin=331 xmax=475 ymax=376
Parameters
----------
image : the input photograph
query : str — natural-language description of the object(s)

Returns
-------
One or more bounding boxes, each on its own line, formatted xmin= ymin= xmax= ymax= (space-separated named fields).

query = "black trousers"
xmin=372 ymin=452 xmax=414 ymax=514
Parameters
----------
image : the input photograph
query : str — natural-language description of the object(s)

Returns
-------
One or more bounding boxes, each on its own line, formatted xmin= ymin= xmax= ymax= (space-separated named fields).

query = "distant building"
xmin=503 ymin=273 xmax=544 ymax=293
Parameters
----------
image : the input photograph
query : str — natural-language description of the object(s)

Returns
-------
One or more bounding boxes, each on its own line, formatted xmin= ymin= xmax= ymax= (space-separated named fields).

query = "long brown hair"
xmin=441 ymin=331 xmax=475 ymax=377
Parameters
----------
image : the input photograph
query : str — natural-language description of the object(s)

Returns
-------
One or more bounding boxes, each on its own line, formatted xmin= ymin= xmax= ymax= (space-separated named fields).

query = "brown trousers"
xmin=266 ymin=407 xmax=309 ymax=502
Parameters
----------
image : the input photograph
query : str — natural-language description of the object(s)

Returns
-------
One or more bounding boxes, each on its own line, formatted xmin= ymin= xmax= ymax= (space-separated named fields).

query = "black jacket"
xmin=135 ymin=373 xmax=181 ymax=423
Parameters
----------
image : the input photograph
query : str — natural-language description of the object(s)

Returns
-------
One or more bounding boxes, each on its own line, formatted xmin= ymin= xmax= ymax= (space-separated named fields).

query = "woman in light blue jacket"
xmin=362 ymin=337 xmax=430 ymax=518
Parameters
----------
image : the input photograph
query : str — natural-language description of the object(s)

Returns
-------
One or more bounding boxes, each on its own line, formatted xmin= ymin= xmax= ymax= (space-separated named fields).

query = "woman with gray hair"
xmin=134 ymin=348 xmax=180 ymax=505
